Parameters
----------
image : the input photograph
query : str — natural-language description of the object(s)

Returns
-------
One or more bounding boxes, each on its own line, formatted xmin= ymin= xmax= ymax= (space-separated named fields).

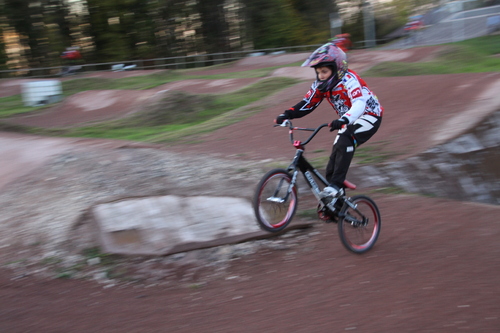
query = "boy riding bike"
xmin=275 ymin=42 xmax=383 ymax=208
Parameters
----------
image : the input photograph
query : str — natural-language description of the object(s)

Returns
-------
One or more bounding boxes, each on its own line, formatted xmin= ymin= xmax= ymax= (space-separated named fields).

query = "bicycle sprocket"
xmin=317 ymin=203 xmax=338 ymax=223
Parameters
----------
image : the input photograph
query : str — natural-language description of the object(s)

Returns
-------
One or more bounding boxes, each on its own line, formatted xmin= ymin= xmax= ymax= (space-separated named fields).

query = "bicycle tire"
xmin=253 ymin=169 xmax=298 ymax=233
xmin=337 ymin=195 xmax=381 ymax=254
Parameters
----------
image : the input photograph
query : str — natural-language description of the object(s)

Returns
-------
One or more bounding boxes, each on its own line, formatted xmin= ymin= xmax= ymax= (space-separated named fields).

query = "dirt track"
xmin=2 ymin=195 xmax=499 ymax=332
xmin=1 ymin=46 xmax=500 ymax=332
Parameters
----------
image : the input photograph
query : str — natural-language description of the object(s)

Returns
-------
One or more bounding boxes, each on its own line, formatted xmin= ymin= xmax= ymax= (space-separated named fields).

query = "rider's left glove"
xmin=275 ymin=114 xmax=289 ymax=125
xmin=329 ymin=117 xmax=349 ymax=131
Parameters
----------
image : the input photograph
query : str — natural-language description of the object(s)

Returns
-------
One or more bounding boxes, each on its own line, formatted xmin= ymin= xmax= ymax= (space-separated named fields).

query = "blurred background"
xmin=1 ymin=0 xmax=499 ymax=77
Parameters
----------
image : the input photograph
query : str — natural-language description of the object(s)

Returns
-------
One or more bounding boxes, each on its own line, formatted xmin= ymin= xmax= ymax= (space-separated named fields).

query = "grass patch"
xmin=0 ymin=62 xmax=301 ymax=118
xmin=81 ymin=247 xmax=117 ymax=266
xmin=296 ymin=208 xmax=319 ymax=220
xmin=0 ymin=95 xmax=49 ymax=118
xmin=353 ymin=143 xmax=400 ymax=164
xmin=371 ymin=187 xmax=408 ymax=195
xmin=369 ymin=187 xmax=438 ymax=198
xmin=31 ymin=77 xmax=299 ymax=142
xmin=181 ymin=58 xmax=304 ymax=76
xmin=3 ymin=258 xmax=28 ymax=266
xmin=60 ymin=61 xmax=304 ymax=94
xmin=309 ymin=155 xmax=329 ymax=169
xmin=364 ymin=35 xmax=500 ymax=76
xmin=61 ymin=71 xmax=185 ymax=95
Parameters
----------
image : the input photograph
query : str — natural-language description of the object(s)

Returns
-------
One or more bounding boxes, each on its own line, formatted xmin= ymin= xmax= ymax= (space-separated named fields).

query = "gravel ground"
xmin=0 ymin=144 xmax=309 ymax=285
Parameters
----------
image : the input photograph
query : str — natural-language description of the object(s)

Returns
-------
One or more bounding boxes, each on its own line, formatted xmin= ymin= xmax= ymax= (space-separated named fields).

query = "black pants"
xmin=326 ymin=115 xmax=381 ymax=188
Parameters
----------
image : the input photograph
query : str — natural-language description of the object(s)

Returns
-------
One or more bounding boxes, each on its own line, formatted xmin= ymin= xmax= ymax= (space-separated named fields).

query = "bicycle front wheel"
xmin=253 ymin=169 xmax=298 ymax=233
xmin=338 ymin=195 xmax=381 ymax=254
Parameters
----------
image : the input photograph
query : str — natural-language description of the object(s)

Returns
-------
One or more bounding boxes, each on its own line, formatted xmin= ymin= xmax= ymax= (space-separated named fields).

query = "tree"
xmin=290 ymin=0 xmax=339 ymax=42
xmin=44 ymin=0 xmax=75 ymax=66
xmin=0 ymin=26 xmax=7 ymax=70
xmin=154 ymin=0 xmax=178 ymax=57
xmin=0 ymin=4 xmax=8 ymax=70
xmin=2 ymin=0 xmax=74 ymax=68
xmin=3 ymin=0 xmax=46 ymax=67
xmin=45 ymin=0 xmax=73 ymax=48
xmin=1 ymin=0 xmax=448 ymax=70
xmin=196 ymin=0 xmax=231 ymax=53
xmin=240 ymin=0 xmax=308 ymax=49
xmin=85 ymin=0 xmax=159 ymax=62
xmin=122 ymin=0 xmax=158 ymax=59
xmin=151 ymin=0 xmax=197 ymax=57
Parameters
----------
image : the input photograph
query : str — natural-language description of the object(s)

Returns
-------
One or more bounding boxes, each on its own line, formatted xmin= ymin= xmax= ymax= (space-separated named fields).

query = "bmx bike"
xmin=252 ymin=120 xmax=381 ymax=254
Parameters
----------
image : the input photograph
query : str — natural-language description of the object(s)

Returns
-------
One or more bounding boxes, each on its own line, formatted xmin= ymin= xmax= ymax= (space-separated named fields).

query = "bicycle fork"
xmin=338 ymin=199 xmax=368 ymax=227
xmin=266 ymin=150 xmax=305 ymax=204
xmin=267 ymin=170 xmax=299 ymax=204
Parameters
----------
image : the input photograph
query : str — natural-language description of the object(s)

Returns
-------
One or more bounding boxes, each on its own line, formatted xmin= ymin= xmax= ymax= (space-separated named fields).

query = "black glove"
xmin=329 ymin=117 xmax=349 ymax=131
xmin=275 ymin=113 xmax=289 ymax=125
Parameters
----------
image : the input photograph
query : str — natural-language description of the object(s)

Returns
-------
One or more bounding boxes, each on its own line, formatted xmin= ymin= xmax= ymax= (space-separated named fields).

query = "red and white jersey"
xmin=298 ymin=70 xmax=383 ymax=124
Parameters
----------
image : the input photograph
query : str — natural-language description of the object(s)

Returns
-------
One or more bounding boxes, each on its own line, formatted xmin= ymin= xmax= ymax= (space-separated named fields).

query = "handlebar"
xmin=274 ymin=120 xmax=329 ymax=147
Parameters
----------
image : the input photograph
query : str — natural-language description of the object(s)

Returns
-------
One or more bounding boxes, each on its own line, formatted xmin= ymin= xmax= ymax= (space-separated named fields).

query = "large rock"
xmin=92 ymin=195 xmax=265 ymax=255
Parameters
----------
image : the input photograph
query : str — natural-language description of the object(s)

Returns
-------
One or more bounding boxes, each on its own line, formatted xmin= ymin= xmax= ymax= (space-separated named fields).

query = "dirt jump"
xmin=1 ymin=46 xmax=500 ymax=332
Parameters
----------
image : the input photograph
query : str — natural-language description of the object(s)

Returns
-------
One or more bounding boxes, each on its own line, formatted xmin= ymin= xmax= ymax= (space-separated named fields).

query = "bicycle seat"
xmin=343 ymin=180 xmax=357 ymax=190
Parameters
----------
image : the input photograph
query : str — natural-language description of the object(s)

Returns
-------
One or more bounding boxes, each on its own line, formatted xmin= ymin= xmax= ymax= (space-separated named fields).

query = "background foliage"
xmin=0 ymin=0 xmax=447 ymax=69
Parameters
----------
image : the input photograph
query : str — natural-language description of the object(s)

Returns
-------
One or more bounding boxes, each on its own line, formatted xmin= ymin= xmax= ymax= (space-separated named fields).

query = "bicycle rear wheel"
xmin=337 ymin=195 xmax=381 ymax=254
xmin=253 ymin=169 xmax=298 ymax=233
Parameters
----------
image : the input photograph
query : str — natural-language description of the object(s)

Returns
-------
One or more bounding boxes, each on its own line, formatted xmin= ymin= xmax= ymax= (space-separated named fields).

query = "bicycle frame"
xmin=287 ymin=148 xmax=329 ymax=200
xmin=276 ymin=121 xmax=330 ymax=202
xmin=278 ymin=120 xmax=357 ymax=205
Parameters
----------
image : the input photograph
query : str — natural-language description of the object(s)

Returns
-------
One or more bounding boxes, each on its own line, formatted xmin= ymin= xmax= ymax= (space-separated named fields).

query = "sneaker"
xmin=320 ymin=186 xmax=344 ymax=213
xmin=319 ymin=186 xmax=341 ymax=199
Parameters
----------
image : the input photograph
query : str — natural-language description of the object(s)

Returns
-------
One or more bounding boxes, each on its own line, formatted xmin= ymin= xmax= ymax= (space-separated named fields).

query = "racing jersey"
xmin=286 ymin=69 xmax=384 ymax=124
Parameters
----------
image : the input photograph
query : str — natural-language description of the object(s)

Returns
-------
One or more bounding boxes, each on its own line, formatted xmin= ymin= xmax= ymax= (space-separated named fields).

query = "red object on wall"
xmin=61 ymin=50 xmax=81 ymax=60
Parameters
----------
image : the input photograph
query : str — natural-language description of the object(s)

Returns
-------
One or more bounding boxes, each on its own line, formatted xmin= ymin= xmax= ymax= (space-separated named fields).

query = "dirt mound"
xmin=5 ymin=90 xmax=157 ymax=128
xmin=2 ymin=77 xmax=265 ymax=128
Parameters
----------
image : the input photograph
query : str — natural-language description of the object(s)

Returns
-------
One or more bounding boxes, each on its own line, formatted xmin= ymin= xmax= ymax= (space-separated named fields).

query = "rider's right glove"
xmin=275 ymin=113 xmax=289 ymax=125
xmin=329 ymin=117 xmax=349 ymax=131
